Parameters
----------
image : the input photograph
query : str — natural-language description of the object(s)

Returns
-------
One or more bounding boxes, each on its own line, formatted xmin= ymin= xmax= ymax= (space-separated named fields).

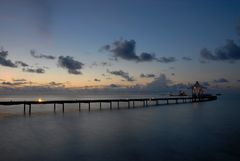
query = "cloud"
xmin=49 ymin=81 xmax=65 ymax=87
xmin=2 ymin=81 xmax=27 ymax=86
xmin=12 ymin=79 xmax=27 ymax=82
xmin=0 ymin=49 xmax=17 ymax=68
xmin=140 ymin=73 xmax=156 ymax=78
xmin=108 ymin=84 xmax=122 ymax=88
xmin=214 ymin=78 xmax=229 ymax=83
xmin=144 ymin=74 xmax=172 ymax=89
xmin=200 ymin=40 xmax=240 ymax=62
xmin=22 ymin=67 xmax=45 ymax=74
xmin=138 ymin=52 xmax=157 ymax=62
xmin=58 ymin=56 xmax=84 ymax=75
xmin=90 ymin=61 xmax=111 ymax=68
xmin=182 ymin=56 xmax=192 ymax=61
xmin=200 ymin=21 xmax=240 ymax=62
xmin=102 ymin=39 xmax=176 ymax=63
xmin=30 ymin=50 xmax=55 ymax=60
xmin=157 ymin=57 xmax=176 ymax=63
xmin=107 ymin=69 xmax=135 ymax=82
xmin=15 ymin=61 xmax=29 ymax=67
xmin=94 ymin=78 xmax=101 ymax=82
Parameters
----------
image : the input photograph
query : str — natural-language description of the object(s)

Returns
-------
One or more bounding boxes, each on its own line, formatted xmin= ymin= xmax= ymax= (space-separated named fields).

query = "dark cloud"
xmin=15 ymin=61 xmax=29 ymax=67
xmin=102 ymin=39 xmax=176 ymax=63
xmin=109 ymin=39 xmax=138 ymax=61
xmin=2 ymin=81 xmax=27 ymax=86
xmin=108 ymin=84 xmax=121 ymax=88
xmin=214 ymin=78 xmax=229 ymax=83
xmin=140 ymin=73 xmax=156 ymax=78
xmin=107 ymin=69 xmax=135 ymax=82
xmin=94 ymin=78 xmax=101 ymax=82
xmin=0 ymin=49 xmax=17 ymax=68
xmin=182 ymin=56 xmax=192 ymax=61
xmin=90 ymin=61 xmax=111 ymax=68
xmin=12 ymin=79 xmax=27 ymax=82
xmin=49 ymin=81 xmax=65 ymax=87
xmin=138 ymin=52 xmax=156 ymax=62
xmin=200 ymin=23 xmax=240 ymax=62
xmin=22 ymin=67 xmax=45 ymax=74
xmin=58 ymin=56 xmax=84 ymax=75
xmin=157 ymin=57 xmax=176 ymax=63
xmin=30 ymin=50 xmax=55 ymax=60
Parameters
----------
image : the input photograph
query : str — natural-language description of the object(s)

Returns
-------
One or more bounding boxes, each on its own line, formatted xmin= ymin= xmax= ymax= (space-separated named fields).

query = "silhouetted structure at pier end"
xmin=191 ymin=81 xmax=209 ymax=100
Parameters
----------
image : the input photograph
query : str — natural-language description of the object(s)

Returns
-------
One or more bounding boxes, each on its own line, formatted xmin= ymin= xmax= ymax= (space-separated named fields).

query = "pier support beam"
xmin=29 ymin=104 xmax=31 ymax=115
xmin=110 ymin=102 xmax=112 ymax=110
xmin=133 ymin=101 xmax=135 ymax=108
xmin=100 ymin=102 xmax=102 ymax=110
xmin=62 ymin=103 xmax=65 ymax=113
xmin=24 ymin=104 xmax=26 ymax=115
xmin=79 ymin=103 xmax=81 ymax=111
xmin=54 ymin=104 xmax=56 ymax=113
xmin=117 ymin=101 xmax=119 ymax=109
xmin=128 ymin=101 xmax=130 ymax=108
xmin=88 ymin=102 xmax=90 ymax=111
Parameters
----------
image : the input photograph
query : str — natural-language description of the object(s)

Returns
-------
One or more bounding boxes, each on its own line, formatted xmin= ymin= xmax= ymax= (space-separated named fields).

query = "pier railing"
xmin=0 ymin=95 xmax=217 ymax=115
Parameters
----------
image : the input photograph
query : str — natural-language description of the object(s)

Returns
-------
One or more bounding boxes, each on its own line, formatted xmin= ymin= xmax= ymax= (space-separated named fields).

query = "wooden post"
xmin=176 ymin=99 xmax=178 ymax=104
xmin=146 ymin=100 xmax=148 ymax=107
xmin=79 ymin=103 xmax=81 ymax=111
xmin=128 ymin=101 xmax=130 ymax=108
xmin=167 ymin=100 xmax=169 ymax=104
xmin=54 ymin=104 xmax=56 ymax=112
xmin=62 ymin=103 xmax=65 ymax=113
xmin=117 ymin=101 xmax=119 ymax=109
xmin=133 ymin=101 xmax=135 ymax=108
xmin=100 ymin=102 xmax=102 ymax=110
xmin=24 ymin=104 xmax=26 ymax=115
xmin=88 ymin=102 xmax=90 ymax=111
xmin=29 ymin=104 xmax=31 ymax=115
xmin=143 ymin=101 xmax=145 ymax=107
xmin=110 ymin=102 xmax=112 ymax=110
xmin=156 ymin=100 xmax=158 ymax=105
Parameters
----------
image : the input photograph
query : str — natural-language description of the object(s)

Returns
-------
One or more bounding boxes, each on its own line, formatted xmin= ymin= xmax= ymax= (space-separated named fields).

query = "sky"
xmin=0 ymin=0 xmax=240 ymax=93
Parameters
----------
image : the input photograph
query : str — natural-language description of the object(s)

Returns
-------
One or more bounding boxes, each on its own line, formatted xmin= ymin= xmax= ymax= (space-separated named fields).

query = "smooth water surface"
xmin=0 ymin=94 xmax=240 ymax=161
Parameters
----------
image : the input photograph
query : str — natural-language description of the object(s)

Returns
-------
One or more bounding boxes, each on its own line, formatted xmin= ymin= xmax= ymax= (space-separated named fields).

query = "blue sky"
xmin=0 ymin=0 xmax=240 ymax=91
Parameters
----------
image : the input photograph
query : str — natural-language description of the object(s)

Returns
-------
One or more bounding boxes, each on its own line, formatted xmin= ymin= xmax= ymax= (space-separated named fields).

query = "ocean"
xmin=0 ymin=93 xmax=240 ymax=161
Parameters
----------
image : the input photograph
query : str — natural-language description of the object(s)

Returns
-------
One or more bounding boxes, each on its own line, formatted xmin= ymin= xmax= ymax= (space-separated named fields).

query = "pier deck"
xmin=0 ymin=96 xmax=217 ymax=115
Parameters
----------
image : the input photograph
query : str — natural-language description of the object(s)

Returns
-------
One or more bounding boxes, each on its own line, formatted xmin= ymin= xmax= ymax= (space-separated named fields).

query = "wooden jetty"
xmin=0 ymin=95 xmax=217 ymax=115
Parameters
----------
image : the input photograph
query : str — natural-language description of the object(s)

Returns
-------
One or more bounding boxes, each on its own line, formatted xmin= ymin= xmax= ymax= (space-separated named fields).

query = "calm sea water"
xmin=0 ymin=93 xmax=240 ymax=161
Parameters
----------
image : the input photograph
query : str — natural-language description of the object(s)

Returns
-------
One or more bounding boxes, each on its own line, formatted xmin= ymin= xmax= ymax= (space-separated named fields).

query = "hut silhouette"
xmin=192 ymin=81 xmax=207 ymax=98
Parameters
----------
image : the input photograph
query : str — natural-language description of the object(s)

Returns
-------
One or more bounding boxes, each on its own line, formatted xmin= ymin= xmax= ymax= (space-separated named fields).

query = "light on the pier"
xmin=38 ymin=98 xmax=43 ymax=102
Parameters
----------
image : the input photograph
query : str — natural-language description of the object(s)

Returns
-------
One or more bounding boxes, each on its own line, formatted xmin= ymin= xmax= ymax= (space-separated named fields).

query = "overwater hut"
xmin=192 ymin=81 xmax=207 ymax=98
